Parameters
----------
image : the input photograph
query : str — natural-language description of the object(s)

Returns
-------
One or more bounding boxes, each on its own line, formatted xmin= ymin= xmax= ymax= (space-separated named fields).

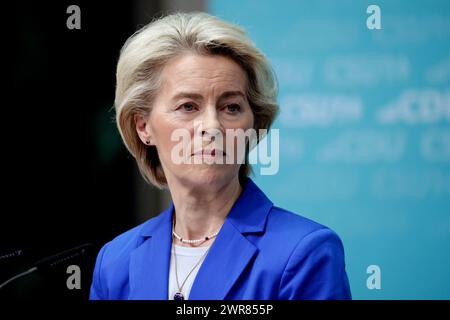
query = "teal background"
xmin=210 ymin=0 xmax=450 ymax=299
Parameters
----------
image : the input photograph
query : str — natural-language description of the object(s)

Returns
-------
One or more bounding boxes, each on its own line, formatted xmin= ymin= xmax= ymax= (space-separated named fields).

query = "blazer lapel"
xmin=128 ymin=204 xmax=174 ymax=300
xmin=188 ymin=219 xmax=258 ymax=300
xmin=189 ymin=178 xmax=273 ymax=300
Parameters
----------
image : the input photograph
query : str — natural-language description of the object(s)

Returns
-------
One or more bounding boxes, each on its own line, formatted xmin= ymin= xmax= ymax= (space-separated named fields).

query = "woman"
xmin=90 ymin=12 xmax=351 ymax=300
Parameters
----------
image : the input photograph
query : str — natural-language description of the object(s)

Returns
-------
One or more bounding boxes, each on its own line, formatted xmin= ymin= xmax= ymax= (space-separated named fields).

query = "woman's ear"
xmin=135 ymin=114 xmax=154 ymax=146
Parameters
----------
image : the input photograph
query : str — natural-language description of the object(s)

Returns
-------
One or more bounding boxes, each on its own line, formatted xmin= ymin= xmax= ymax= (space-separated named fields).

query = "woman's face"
xmin=136 ymin=53 xmax=254 ymax=189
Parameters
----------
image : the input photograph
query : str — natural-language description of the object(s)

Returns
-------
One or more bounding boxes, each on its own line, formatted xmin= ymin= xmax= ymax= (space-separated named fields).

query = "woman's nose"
xmin=199 ymin=107 xmax=222 ymax=137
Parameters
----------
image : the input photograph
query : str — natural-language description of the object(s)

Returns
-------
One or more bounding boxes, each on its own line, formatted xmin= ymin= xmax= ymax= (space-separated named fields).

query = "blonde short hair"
xmin=115 ymin=12 xmax=279 ymax=188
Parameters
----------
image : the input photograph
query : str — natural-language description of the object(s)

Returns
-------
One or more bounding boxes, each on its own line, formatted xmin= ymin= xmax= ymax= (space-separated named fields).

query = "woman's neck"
xmin=168 ymin=176 xmax=243 ymax=247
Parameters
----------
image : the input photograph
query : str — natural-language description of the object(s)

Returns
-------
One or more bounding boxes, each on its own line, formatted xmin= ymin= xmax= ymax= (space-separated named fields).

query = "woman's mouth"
xmin=192 ymin=148 xmax=226 ymax=159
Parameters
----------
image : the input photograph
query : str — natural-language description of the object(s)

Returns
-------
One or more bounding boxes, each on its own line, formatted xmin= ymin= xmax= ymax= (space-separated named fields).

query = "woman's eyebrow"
xmin=171 ymin=92 xmax=204 ymax=101
xmin=171 ymin=90 xmax=245 ymax=102
xmin=218 ymin=91 xmax=245 ymax=100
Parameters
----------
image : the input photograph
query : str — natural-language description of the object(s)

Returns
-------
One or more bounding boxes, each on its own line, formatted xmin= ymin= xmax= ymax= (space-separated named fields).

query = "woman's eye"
xmin=179 ymin=103 xmax=196 ymax=112
xmin=225 ymin=104 xmax=241 ymax=113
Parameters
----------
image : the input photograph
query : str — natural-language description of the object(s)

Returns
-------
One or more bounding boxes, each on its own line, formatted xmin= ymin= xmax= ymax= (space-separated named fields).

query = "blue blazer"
xmin=90 ymin=178 xmax=351 ymax=300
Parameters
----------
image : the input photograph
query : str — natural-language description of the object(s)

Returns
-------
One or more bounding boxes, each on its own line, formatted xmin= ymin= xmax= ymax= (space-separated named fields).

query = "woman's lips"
xmin=192 ymin=148 xmax=226 ymax=158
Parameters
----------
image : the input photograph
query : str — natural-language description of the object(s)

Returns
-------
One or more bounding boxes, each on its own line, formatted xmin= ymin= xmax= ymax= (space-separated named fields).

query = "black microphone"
xmin=0 ymin=248 xmax=28 ymax=262
xmin=0 ymin=243 xmax=92 ymax=290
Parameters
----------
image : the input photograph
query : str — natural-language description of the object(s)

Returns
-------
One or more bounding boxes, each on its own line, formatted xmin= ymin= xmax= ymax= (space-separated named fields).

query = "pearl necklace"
xmin=172 ymin=221 xmax=220 ymax=244
xmin=171 ymin=216 xmax=221 ymax=300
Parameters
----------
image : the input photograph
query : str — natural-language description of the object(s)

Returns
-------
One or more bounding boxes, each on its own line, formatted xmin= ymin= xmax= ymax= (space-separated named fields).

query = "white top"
xmin=168 ymin=244 xmax=211 ymax=300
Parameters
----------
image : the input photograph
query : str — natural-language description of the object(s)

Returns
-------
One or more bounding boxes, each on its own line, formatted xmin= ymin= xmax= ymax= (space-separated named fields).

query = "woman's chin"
xmin=180 ymin=166 xmax=236 ymax=188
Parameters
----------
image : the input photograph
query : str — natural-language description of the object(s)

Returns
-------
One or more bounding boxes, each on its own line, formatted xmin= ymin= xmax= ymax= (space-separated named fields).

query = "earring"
xmin=145 ymin=140 xmax=151 ymax=145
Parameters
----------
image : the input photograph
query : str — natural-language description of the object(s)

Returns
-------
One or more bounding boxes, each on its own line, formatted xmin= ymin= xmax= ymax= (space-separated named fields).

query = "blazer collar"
xmin=129 ymin=178 xmax=273 ymax=300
